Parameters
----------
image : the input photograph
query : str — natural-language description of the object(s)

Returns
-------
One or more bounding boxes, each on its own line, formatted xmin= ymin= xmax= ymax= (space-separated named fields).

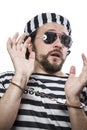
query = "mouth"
xmin=50 ymin=52 xmax=62 ymax=58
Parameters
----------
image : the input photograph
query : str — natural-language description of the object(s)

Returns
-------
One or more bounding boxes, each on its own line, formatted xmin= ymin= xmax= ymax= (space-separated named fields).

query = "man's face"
xmin=33 ymin=23 xmax=69 ymax=74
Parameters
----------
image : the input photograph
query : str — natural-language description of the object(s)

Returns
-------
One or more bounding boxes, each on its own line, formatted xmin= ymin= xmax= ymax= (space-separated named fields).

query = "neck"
xmin=34 ymin=64 xmax=66 ymax=77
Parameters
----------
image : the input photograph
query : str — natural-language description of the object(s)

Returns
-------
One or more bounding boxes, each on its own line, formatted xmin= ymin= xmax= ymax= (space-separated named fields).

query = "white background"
xmin=0 ymin=0 xmax=87 ymax=75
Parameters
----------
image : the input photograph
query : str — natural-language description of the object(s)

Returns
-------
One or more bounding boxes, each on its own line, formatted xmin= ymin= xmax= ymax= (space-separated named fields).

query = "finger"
xmin=29 ymin=51 xmax=35 ymax=59
xmin=82 ymin=53 xmax=87 ymax=66
xmin=12 ymin=32 xmax=19 ymax=44
xmin=16 ymin=33 xmax=27 ymax=50
xmin=27 ymin=37 xmax=32 ymax=52
xmin=22 ymin=37 xmax=32 ymax=53
xmin=7 ymin=37 xmax=13 ymax=54
xmin=17 ymin=33 xmax=26 ymax=45
xmin=69 ymin=66 xmax=76 ymax=77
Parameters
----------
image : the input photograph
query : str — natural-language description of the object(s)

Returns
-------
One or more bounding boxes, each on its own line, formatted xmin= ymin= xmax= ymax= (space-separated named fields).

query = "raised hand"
xmin=7 ymin=32 xmax=35 ymax=81
xmin=65 ymin=53 xmax=87 ymax=105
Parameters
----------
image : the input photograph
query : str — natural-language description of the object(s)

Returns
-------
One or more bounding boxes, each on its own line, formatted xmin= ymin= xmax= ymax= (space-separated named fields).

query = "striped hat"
xmin=24 ymin=12 xmax=72 ymax=36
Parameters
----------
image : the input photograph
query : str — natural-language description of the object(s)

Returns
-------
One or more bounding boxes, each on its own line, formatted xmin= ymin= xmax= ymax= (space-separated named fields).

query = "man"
xmin=0 ymin=12 xmax=87 ymax=130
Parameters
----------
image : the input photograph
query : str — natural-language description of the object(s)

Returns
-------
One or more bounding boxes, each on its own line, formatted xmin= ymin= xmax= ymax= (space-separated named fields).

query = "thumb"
xmin=69 ymin=66 xmax=76 ymax=77
xmin=29 ymin=51 xmax=35 ymax=59
xmin=7 ymin=38 xmax=12 ymax=54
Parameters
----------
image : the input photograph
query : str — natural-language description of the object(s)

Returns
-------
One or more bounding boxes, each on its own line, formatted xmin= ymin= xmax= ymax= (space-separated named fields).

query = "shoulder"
xmin=0 ymin=71 xmax=14 ymax=85
xmin=0 ymin=71 xmax=14 ymax=78
xmin=0 ymin=71 xmax=14 ymax=97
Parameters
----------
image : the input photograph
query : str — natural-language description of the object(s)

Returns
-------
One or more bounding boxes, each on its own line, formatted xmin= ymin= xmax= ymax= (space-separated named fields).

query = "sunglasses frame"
xmin=36 ymin=31 xmax=72 ymax=48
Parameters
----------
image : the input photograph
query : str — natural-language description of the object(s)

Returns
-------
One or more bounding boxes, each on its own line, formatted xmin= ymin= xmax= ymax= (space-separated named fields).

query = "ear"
xmin=66 ymin=50 xmax=71 ymax=56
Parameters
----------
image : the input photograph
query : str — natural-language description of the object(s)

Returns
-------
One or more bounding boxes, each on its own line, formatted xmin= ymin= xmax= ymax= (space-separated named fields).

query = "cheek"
xmin=63 ymin=49 xmax=68 ymax=58
xmin=35 ymin=42 xmax=51 ymax=54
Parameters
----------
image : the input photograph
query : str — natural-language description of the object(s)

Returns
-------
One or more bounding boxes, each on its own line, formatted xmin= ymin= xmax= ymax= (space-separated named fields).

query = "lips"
xmin=50 ymin=51 xmax=62 ymax=58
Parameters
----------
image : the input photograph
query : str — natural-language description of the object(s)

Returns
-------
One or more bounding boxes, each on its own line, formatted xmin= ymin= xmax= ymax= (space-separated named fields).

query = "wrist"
xmin=10 ymin=81 xmax=27 ymax=94
xmin=65 ymin=97 xmax=82 ymax=108
xmin=12 ymin=72 xmax=28 ymax=89
xmin=65 ymin=101 xmax=85 ymax=109
xmin=15 ymin=70 xmax=30 ymax=81
xmin=56 ymin=98 xmax=85 ymax=109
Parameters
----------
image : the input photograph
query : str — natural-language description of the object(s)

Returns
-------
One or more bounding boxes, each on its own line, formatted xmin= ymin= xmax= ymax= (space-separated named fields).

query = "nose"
xmin=53 ymin=36 xmax=63 ymax=48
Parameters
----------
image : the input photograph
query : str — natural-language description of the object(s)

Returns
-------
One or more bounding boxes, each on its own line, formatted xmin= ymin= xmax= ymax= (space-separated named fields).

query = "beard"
xmin=35 ymin=49 xmax=65 ymax=74
xmin=40 ymin=56 xmax=64 ymax=73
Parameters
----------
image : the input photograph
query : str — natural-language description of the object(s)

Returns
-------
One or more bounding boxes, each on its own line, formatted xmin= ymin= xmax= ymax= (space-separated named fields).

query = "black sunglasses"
xmin=36 ymin=31 xmax=72 ymax=48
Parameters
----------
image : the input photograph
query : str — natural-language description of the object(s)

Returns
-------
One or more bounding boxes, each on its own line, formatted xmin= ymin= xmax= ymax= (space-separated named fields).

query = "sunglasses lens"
xmin=42 ymin=31 xmax=72 ymax=48
xmin=60 ymin=34 xmax=72 ymax=48
xmin=43 ymin=32 xmax=57 ymax=44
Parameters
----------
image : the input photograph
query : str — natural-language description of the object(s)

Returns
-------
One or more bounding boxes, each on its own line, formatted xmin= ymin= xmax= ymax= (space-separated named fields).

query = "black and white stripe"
xmin=24 ymin=12 xmax=72 ymax=37
xmin=0 ymin=71 xmax=87 ymax=130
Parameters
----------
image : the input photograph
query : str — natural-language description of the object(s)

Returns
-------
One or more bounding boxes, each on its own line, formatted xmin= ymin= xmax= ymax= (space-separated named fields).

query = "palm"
xmin=7 ymin=33 xmax=35 ymax=77
xmin=65 ymin=53 xmax=87 ymax=102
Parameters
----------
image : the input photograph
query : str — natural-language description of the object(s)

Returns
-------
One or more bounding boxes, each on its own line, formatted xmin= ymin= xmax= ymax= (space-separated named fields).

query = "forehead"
xmin=37 ymin=22 xmax=68 ymax=34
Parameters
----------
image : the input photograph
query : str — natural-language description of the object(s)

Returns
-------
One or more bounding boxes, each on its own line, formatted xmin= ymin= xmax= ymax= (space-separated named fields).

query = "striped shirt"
xmin=0 ymin=71 xmax=87 ymax=130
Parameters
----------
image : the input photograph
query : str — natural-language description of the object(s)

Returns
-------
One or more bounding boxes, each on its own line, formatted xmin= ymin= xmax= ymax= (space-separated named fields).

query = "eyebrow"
xmin=46 ymin=29 xmax=56 ymax=32
xmin=46 ymin=29 xmax=67 ymax=35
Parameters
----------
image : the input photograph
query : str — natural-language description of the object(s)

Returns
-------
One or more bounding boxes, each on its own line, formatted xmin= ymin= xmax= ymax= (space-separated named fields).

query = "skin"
xmin=0 ymin=22 xmax=87 ymax=130
xmin=34 ymin=23 xmax=69 ymax=75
